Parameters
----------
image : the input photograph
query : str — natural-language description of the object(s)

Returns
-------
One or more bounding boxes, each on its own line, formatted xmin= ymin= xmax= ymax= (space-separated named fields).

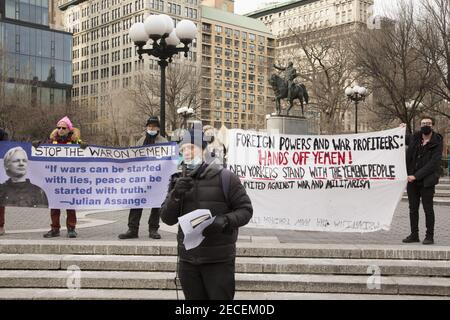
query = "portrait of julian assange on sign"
xmin=0 ymin=141 xmax=178 ymax=210
xmin=0 ymin=145 xmax=48 ymax=208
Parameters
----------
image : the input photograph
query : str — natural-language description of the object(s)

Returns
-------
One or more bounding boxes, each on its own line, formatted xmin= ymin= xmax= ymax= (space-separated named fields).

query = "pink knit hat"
xmin=57 ymin=116 xmax=73 ymax=131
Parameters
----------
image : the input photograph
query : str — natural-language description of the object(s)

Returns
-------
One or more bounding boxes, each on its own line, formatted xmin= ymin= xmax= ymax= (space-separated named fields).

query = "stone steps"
xmin=0 ymin=288 xmax=448 ymax=300
xmin=1 ymin=254 xmax=449 ymax=276
xmin=1 ymin=241 xmax=449 ymax=298
xmin=1 ymin=240 xmax=450 ymax=260
xmin=0 ymin=270 xmax=449 ymax=296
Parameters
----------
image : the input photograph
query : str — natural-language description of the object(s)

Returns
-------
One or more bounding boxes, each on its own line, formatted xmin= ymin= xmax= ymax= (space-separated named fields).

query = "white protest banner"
xmin=227 ymin=128 xmax=407 ymax=232
xmin=0 ymin=141 xmax=178 ymax=209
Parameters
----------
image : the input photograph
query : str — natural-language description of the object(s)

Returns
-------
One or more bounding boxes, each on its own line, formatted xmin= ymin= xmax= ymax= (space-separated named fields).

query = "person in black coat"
xmin=402 ymin=116 xmax=443 ymax=245
xmin=118 ymin=116 xmax=167 ymax=239
xmin=160 ymin=128 xmax=253 ymax=300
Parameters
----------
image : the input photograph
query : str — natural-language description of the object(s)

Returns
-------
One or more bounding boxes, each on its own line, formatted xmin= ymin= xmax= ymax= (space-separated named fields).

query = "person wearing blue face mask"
xmin=402 ymin=116 xmax=443 ymax=245
xmin=118 ymin=116 xmax=167 ymax=240
xmin=160 ymin=128 xmax=253 ymax=300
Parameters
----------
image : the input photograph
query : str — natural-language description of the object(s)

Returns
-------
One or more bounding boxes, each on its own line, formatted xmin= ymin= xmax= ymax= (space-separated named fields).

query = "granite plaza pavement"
xmin=1 ymin=200 xmax=449 ymax=246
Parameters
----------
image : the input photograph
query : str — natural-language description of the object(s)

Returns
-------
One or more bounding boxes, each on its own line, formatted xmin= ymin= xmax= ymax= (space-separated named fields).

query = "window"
xmin=151 ymin=0 xmax=164 ymax=11
xmin=215 ymin=25 xmax=222 ymax=33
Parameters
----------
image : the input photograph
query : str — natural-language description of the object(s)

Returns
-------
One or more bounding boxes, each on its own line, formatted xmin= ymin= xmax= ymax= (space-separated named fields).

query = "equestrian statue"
xmin=269 ymin=62 xmax=309 ymax=116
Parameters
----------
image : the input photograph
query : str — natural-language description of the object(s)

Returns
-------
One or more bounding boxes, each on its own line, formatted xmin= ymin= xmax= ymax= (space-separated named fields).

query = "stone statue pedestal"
xmin=266 ymin=114 xmax=310 ymax=135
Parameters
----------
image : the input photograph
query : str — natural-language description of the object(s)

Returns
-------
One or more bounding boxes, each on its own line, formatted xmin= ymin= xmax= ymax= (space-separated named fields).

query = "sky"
xmin=234 ymin=0 xmax=411 ymax=15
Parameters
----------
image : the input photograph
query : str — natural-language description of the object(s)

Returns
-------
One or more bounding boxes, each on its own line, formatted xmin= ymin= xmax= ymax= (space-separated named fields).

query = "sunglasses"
xmin=57 ymin=127 xmax=68 ymax=130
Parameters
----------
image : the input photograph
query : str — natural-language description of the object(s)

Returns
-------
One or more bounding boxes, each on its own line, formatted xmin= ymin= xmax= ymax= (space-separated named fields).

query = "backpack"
xmin=219 ymin=168 xmax=232 ymax=208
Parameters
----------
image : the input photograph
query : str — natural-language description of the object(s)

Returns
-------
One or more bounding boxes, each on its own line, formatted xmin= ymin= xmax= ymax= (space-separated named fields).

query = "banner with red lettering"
xmin=227 ymin=127 xmax=407 ymax=232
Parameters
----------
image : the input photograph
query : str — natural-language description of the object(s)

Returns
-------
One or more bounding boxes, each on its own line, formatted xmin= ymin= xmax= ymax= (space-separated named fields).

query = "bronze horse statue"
xmin=269 ymin=74 xmax=309 ymax=116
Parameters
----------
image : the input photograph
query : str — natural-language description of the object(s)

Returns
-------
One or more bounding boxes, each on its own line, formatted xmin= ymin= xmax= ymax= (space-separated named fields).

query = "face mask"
xmin=184 ymin=157 xmax=202 ymax=170
xmin=147 ymin=130 xmax=158 ymax=136
xmin=420 ymin=126 xmax=432 ymax=135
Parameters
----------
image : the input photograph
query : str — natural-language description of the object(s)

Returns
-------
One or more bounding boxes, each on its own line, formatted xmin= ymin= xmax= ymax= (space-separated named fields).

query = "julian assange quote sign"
xmin=227 ymin=127 xmax=407 ymax=232
xmin=0 ymin=142 xmax=178 ymax=209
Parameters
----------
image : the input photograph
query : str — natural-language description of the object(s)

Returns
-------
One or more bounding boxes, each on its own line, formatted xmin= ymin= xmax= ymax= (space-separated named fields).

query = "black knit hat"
xmin=180 ymin=128 xmax=208 ymax=150
xmin=146 ymin=116 xmax=160 ymax=127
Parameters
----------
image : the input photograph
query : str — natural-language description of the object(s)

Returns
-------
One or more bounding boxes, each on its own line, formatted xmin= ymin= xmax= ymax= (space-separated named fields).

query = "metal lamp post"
xmin=177 ymin=106 xmax=195 ymax=129
xmin=345 ymin=85 xmax=367 ymax=133
xmin=129 ymin=15 xmax=197 ymax=137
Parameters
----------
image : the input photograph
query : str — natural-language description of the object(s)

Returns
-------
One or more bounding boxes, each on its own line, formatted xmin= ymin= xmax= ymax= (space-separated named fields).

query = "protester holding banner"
xmin=42 ymin=116 xmax=85 ymax=238
xmin=403 ymin=117 xmax=443 ymax=245
xmin=0 ymin=128 xmax=8 ymax=236
xmin=160 ymin=128 xmax=253 ymax=300
xmin=119 ymin=116 xmax=167 ymax=240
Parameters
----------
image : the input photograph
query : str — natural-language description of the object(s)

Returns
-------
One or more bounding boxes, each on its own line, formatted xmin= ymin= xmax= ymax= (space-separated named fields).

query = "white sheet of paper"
xmin=178 ymin=209 xmax=216 ymax=250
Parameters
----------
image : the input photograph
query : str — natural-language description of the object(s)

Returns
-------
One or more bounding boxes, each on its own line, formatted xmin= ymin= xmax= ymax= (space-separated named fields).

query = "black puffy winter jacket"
xmin=160 ymin=162 xmax=253 ymax=264
xmin=406 ymin=131 xmax=443 ymax=187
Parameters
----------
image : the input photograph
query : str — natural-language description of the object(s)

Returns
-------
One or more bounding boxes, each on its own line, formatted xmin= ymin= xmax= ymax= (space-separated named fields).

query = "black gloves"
xmin=172 ymin=177 xmax=194 ymax=199
xmin=79 ymin=142 xmax=88 ymax=149
xmin=32 ymin=140 xmax=41 ymax=148
xmin=202 ymin=215 xmax=229 ymax=237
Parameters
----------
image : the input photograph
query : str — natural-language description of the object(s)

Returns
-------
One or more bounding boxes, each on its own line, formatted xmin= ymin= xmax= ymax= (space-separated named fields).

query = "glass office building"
xmin=0 ymin=0 xmax=72 ymax=106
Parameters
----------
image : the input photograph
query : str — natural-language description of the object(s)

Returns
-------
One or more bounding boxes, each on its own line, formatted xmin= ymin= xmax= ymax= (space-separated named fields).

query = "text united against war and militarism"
xmin=230 ymin=132 xmax=403 ymax=190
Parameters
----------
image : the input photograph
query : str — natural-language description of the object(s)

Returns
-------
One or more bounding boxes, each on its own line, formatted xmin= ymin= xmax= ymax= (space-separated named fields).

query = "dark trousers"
xmin=407 ymin=182 xmax=435 ymax=237
xmin=178 ymin=260 xmax=235 ymax=300
xmin=0 ymin=206 xmax=4 ymax=227
xmin=50 ymin=209 xmax=77 ymax=230
xmin=128 ymin=208 xmax=160 ymax=231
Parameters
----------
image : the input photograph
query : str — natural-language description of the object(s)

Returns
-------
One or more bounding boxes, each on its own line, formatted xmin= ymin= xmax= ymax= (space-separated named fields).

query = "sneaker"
xmin=149 ymin=229 xmax=161 ymax=239
xmin=118 ymin=229 xmax=138 ymax=239
xmin=67 ymin=228 xmax=77 ymax=238
xmin=43 ymin=229 xmax=60 ymax=238
xmin=402 ymin=234 xmax=419 ymax=243
xmin=422 ymin=236 xmax=434 ymax=245
xmin=0 ymin=227 xmax=4 ymax=236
